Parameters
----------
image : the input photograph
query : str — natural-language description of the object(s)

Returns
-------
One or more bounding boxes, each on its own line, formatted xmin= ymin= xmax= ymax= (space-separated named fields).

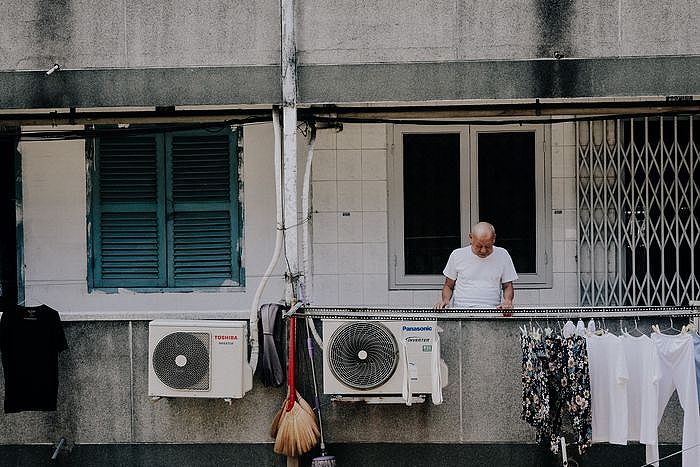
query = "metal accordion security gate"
xmin=577 ymin=115 xmax=699 ymax=306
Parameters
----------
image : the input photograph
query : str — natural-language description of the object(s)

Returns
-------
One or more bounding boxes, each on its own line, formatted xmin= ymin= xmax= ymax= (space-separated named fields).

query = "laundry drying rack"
xmin=292 ymin=305 xmax=700 ymax=322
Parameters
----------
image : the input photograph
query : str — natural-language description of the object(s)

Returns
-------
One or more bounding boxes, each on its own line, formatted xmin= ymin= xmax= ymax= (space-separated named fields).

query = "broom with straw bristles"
xmin=273 ymin=316 xmax=319 ymax=457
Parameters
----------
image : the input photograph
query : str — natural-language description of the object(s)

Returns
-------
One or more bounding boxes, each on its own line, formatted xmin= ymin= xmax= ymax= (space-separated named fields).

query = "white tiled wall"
xmin=311 ymin=123 xmax=391 ymax=305
xmin=548 ymin=121 xmax=579 ymax=306
xmin=310 ymin=122 xmax=580 ymax=307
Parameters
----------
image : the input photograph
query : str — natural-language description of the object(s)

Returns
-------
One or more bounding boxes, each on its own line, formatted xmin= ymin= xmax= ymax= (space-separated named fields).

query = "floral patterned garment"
xmin=521 ymin=333 xmax=549 ymax=428
xmin=521 ymin=332 xmax=592 ymax=455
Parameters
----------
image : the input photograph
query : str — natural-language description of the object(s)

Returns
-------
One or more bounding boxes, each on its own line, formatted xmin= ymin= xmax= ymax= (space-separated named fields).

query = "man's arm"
xmin=498 ymin=281 xmax=514 ymax=309
xmin=435 ymin=277 xmax=456 ymax=309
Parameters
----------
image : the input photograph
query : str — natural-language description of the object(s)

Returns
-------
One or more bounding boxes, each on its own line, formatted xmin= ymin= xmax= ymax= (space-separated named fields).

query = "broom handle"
xmin=306 ymin=319 xmax=326 ymax=451
xmin=286 ymin=315 xmax=296 ymax=411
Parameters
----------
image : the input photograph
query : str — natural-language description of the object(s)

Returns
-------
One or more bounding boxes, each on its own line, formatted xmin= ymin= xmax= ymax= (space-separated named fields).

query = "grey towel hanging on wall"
xmin=258 ymin=303 xmax=285 ymax=387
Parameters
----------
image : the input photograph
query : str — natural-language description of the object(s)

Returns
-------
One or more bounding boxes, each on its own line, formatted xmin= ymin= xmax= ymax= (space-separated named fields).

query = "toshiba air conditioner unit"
xmin=148 ymin=320 xmax=252 ymax=399
xmin=322 ymin=319 xmax=447 ymax=404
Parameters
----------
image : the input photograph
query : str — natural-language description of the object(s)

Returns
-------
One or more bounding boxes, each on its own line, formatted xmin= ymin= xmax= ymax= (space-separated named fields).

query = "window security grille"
xmin=577 ymin=116 xmax=699 ymax=306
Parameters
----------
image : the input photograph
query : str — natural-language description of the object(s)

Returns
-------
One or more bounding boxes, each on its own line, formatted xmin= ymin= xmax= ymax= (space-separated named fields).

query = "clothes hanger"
xmin=586 ymin=318 xmax=596 ymax=335
xmin=680 ymin=320 xmax=697 ymax=335
xmin=544 ymin=319 xmax=553 ymax=337
xmin=626 ymin=316 xmax=645 ymax=336
xmin=652 ymin=316 xmax=680 ymax=335
xmin=520 ymin=323 xmax=528 ymax=337
xmin=592 ymin=318 xmax=605 ymax=336
xmin=658 ymin=316 xmax=681 ymax=335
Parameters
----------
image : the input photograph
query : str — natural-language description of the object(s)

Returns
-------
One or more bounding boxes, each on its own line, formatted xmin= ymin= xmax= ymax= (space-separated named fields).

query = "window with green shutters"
xmin=89 ymin=127 xmax=242 ymax=289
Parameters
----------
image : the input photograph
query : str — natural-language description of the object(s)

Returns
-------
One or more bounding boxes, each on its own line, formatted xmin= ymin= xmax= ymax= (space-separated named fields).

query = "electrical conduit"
xmin=301 ymin=124 xmax=316 ymax=304
xmin=248 ymin=108 xmax=284 ymax=372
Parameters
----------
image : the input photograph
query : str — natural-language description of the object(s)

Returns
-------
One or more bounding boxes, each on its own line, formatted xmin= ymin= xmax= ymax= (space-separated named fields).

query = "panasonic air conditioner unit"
xmin=148 ymin=320 xmax=253 ymax=400
xmin=322 ymin=319 xmax=447 ymax=404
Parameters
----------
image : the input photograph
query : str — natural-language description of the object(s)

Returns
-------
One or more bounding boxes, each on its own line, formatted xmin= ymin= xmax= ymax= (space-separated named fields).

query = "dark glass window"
xmin=403 ymin=133 xmax=461 ymax=275
xmin=477 ymin=132 xmax=537 ymax=274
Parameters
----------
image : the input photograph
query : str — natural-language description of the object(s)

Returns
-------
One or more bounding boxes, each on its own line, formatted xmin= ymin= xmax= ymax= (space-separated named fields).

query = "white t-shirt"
xmin=442 ymin=246 xmax=518 ymax=308
xmin=586 ymin=333 xmax=629 ymax=445
xmin=620 ymin=333 xmax=661 ymax=444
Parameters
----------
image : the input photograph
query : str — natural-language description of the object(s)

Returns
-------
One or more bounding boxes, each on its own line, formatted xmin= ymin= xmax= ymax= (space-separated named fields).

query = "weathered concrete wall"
xmin=0 ymin=0 xmax=280 ymax=70
xmin=0 ymin=320 xmax=685 ymax=449
xmin=1 ymin=0 xmax=698 ymax=71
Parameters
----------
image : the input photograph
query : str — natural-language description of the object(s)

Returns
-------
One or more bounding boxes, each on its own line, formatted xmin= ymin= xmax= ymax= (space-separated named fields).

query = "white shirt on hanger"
xmin=620 ymin=333 xmax=661 ymax=444
xmin=586 ymin=332 xmax=629 ymax=445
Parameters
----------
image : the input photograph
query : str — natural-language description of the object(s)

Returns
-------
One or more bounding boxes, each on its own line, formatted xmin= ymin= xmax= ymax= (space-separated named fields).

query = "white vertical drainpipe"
xmin=281 ymin=0 xmax=299 ymax=303
xmin=301 ymin=125 xmax=316 ymax=303
xmin=248 ymin=108 xmax=284 ymax=372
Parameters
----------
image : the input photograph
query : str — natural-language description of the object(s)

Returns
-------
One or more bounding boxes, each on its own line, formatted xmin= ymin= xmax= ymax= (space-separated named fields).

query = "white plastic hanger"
xmin=626 ymin=316 xmax=644 ymax=336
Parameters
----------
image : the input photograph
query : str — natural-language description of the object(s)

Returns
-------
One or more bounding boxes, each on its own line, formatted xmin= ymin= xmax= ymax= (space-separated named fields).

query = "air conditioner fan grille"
xmin=153 ymin=331 xmax=210 ymax=390
xmin=328 ymin=322 xmax=398 ymax=390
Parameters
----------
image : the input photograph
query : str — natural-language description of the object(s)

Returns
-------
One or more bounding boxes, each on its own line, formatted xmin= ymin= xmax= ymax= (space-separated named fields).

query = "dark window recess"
xmin=478 ymin=132 xmax=537 ymax=274
xmin=403 ymin=133 xmax=461 ymax=275
xmin=0 ymin=136 xmax=18 ymax=305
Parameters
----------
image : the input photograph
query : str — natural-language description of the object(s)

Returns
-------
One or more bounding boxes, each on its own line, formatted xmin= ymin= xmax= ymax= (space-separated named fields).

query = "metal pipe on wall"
xmin=281 ymin=0 xmax=299 ymax=303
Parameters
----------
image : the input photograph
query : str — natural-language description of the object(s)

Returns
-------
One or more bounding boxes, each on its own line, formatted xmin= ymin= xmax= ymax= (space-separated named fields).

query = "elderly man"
xmin=434 ymin=222 xmax=518 ymax=309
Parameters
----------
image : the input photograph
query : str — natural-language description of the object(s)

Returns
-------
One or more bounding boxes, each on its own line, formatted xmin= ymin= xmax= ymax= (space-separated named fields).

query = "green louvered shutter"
xmin=93 ymin=135 xmax=167 ymax=287
xmin=166 ymin=129 xmax=240 ymax=287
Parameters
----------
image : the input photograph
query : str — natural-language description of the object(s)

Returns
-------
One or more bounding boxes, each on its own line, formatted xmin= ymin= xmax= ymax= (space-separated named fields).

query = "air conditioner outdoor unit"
xmin=322 ymin=319 xmax=447 ymax=404
xmin=148 ymin=320 xmax=253 ymax=399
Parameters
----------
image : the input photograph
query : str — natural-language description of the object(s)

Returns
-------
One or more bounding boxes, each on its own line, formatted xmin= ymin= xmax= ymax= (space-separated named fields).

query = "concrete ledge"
xmin=1 ymin=57 xmax=698 ymax=109
xmin=0 ymin=66 xmax=280 ymax=109
xmin=0 ymin=310 xmax=252 ymax=321
xmin=300 ymin=56 xmax=700 ymax=103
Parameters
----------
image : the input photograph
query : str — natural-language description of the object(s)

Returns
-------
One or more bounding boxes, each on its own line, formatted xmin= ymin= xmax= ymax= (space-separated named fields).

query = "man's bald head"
xmin=469 ymin=222 xmax=496 ymax=258
xmin=471 ymin=222 xmax=495 ymax=238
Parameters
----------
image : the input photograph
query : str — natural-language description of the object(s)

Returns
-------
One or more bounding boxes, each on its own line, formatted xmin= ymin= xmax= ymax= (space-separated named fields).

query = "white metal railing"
xmin=296 ymin=305 xmax=700 ymax=321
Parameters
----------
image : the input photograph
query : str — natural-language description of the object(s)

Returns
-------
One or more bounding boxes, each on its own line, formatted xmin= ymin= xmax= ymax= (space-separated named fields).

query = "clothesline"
xmin=296 ymin=305 xmax=700 ymax=321
xmin=641 ymin=441 xmax=700 ymax=467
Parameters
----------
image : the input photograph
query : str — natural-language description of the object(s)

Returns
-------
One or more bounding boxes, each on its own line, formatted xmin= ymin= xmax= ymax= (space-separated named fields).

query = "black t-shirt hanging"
xmin=0 ymin=304 xmax=68 ymax=413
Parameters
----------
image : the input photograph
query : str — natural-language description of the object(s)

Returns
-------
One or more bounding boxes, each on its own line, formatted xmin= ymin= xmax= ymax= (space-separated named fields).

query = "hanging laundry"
xmin=619 ymin=333 xmax=660 ymax=445
xmin=0 ymin=304 xmax=68 ymax=413
xmin=693 ymin=333 xmax=700 ymax=407
xmin=521 ymin=331 xmax=592 ymax=454
xmin=587 ymin=319 xmax=596 ymax=335
xmin=645 ymin=332 xmax=700 ymax=467
xmin=562 ymin=320 xmax=576 ymax=338
xmin=575 ymin=319 xmax=586 ymax=337
xmin=521 ymin=332 xmax=550 ymax=430
xmin=585 ymin=332 xmax=629 ymax=445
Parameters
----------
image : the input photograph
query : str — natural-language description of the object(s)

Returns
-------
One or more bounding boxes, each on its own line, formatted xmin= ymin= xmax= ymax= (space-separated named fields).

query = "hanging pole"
xmin=295 ymin=305 xmax=700 ymax=321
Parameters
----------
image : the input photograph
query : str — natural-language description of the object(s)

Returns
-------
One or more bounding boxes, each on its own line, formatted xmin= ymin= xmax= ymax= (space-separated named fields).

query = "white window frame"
xmin=388 ymin=123 xmax=552 ymax=290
